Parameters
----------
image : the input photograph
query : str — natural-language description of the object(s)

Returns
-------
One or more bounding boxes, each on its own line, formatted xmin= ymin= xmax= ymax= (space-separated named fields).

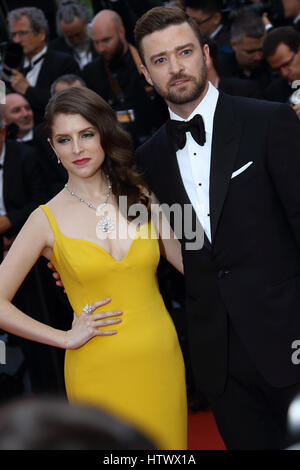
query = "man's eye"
xmin=182 ymin=49 xmax=191 ymax=56
xmin=155 ymin=57 xmax=165 ymax=64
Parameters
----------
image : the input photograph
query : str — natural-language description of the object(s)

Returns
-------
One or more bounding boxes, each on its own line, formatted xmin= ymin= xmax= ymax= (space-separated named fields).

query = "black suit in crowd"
xmin=24 ymin=124 xmax=67 ymax=200
xmin=82 ymin=49 xmax=168 ymax=147
xmin=0 ymin=140 xmax=47 ymax=260
xmin=136 ymin=92 xmax=300 ymax=449
xmin=265 ymin=76 xmax=295 ymax=103
xmin=48 ymin=36 xmax=98 ymax=66
xmin=21 ymin=48 xmax=80 ymax=124
xmin=219 ymin=77 xmax=263 ymax=98
xmin=218 ymin=52 xmax=272 ymax=89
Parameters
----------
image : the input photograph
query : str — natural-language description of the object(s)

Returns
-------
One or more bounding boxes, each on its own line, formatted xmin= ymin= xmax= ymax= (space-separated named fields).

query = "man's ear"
xmin=202 ymin=43 xmax=210 ymax=66
xmin=140 ymin=64 xmax=153 ymax=87
xmin=230 ymin=39 xmax=237 ymax=52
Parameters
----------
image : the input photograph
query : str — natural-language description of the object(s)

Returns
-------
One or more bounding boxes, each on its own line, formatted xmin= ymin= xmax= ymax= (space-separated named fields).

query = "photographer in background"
xmin=264 ymin=26 xmax=300 ymax=118
xmin=184 ymin=0 xmax=232 ymax=57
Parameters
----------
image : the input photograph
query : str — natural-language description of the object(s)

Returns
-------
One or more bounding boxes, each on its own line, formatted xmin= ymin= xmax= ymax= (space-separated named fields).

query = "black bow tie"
xmin=166 ymin=114 xmax=206 ymax=151
xmin=21 ymin=52 xmax=47 ymax=75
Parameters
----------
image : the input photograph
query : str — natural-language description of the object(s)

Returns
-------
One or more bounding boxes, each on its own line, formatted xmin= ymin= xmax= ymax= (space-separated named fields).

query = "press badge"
xmin=116 ymin=109 xmax=135 ymax=123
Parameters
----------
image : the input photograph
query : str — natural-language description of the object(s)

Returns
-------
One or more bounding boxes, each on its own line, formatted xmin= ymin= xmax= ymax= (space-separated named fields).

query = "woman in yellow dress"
xmin=0 ymin=87 xmax=187 ymax=449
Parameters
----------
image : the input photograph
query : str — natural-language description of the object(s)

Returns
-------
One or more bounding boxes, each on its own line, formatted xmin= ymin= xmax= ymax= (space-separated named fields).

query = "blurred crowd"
xmin=0 ymin=0 xmax=299 ymax=407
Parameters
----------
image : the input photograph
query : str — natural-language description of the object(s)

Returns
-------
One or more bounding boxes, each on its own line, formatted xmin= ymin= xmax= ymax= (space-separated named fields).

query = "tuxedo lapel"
xmin=160 ymin=126 xmax=191 ymax=207
xmin=210 ymin=92 xmax=242 ymax=242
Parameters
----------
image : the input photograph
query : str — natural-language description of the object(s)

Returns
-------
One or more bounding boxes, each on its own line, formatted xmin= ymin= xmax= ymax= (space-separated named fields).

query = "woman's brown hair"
xmin=44 ymin=87 xmax=150 ymax=220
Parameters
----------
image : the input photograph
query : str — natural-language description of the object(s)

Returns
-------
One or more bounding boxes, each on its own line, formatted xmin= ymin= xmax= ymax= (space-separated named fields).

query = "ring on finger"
xmin=83 ymin=304 xmax=93 ymax=314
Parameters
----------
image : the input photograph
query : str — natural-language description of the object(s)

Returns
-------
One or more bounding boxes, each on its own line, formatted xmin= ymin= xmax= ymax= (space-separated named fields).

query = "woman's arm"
xmin=0 ymin=208 xmax=122 ymax=349
xmin=150 ymin=193 xmax=184 ymax=275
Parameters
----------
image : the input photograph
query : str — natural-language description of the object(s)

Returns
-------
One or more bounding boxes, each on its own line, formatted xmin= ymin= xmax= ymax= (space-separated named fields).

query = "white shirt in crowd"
xmin=24 ymin=45 xmax=47 ymax=87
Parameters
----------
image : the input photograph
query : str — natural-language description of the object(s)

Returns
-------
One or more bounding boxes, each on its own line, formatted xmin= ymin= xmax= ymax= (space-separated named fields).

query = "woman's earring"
xmin=57 ymin=157 xmax=61 ymax=164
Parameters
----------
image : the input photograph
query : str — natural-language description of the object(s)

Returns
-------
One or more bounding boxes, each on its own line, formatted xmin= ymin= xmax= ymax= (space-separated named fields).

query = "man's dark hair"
xmin=50 ymin=74 xmax=86 ymax=95
xmin=230 ymin=11 xmax=265 ymax=43
xmin=263 ymin=26 xmax=300 ymax=58
xmin=184 ymin=0 xmax=222 ymax=15
xmin=134 ymin=6 xmax=204 ymax=64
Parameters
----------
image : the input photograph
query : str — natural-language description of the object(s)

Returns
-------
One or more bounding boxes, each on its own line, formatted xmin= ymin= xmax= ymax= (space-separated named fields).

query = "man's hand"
xmin=292 ymin=103 xmax=300 ymax=120
xmin=10 ymin=69 xmax=30 ymax=95
xmin=0 ymin=215 xmax=12 ymax=235
xmin=47 ymin=261 xmax=65 ymax=291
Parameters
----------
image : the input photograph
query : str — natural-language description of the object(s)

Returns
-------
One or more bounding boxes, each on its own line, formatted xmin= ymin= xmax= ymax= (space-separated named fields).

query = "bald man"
xmin=82 ymin=9 xmax=167 ymax=148
xmin=2 ymin=93 xmax=34 ymax=142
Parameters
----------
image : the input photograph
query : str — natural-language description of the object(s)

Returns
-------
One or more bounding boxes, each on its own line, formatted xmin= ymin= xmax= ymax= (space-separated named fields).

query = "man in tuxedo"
xmin=134 ymin=6 xmax=300 ymax=449
xmin=218 ymin=10 xmax=272 ymax=89
xmin=0 ymin=112 xmax=46 ymax=261
xmin=49 ymin=1 xmax=97 ymax=70
xmin=7 ymin=7 xmax=80 ymax=123
xmin=2 ymin=93 xmax=35 ymax=143
xmin=205 ymin=37 xmax=263 ymax=98
xmin=264 ymin=26 xmax=300 ymax=119
xmin=184 ymin=0 xmax=232 ymax=58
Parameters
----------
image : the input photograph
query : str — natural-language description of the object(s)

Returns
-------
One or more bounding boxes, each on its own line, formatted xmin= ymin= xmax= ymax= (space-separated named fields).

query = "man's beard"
xmin=152 ymin=65 xmax=208 ymax=106
xmin=102 ymin=38 xmax=125 ymax=64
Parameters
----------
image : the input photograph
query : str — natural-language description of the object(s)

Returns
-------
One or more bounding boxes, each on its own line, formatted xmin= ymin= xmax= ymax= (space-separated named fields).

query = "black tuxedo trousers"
xmin=136 ymin=92 xmax=300 ymax=448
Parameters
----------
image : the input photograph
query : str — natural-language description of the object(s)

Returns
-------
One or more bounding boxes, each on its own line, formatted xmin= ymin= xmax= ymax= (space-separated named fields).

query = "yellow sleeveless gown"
xmin=40 ymin=205 xmax=187 ymax=450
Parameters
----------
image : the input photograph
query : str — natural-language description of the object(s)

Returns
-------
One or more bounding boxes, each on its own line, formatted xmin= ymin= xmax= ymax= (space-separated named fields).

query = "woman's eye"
xmin=57 ymin=137 xmax=69 ymax=144
xmin=82 ymin=132 xmax=95 ymax=138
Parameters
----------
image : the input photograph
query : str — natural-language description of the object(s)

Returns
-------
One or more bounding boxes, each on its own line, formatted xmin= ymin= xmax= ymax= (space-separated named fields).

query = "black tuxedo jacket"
xmin=24 ymin=124 xmax=67 ymax=199
xmin=265 ymin=77 xmax=293 ymax=103
xmin=136 ymin=92 xmax=300 ymax=396
xmin=0 ymin=140 xmax=48 ymax=260
xmin=48 ymin=36 xmax=98 ymax=64
xmin=23 ymin=48 xmax=80 ymax=123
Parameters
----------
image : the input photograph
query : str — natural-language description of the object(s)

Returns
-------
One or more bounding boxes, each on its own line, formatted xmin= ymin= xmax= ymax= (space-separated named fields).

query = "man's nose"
xmin=253 ymin=51 xmax=263 ymax=62
xmin=12 ymin=34 xmax=22 ymax=44
xmin=168 ymin=56 xmax=184 ymax=75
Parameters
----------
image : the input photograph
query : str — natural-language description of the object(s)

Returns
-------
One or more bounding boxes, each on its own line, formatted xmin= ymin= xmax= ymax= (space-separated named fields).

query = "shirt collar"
xmin=24 ymin=45 xmax=47 ymax=67
xmin=210 ymin=24 xmax=223 ymax=39
xmin=294 ymin=14 xmax=300 ymax=24
xmin=17 ymin=128 xmax=33 ymax=142
xmin=168 ymin=81 xmax=219 ymax=135
xmin=0 ymin=142 xmax=6 ymax=166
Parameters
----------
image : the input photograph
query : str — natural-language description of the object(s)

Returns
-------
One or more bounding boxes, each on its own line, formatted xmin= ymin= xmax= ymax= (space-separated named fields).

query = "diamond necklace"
xmin=64 ymin=175 xmax=115 ymax=233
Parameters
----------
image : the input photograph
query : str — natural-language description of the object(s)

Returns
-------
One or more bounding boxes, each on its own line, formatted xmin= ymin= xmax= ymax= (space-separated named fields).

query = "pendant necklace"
xmin=64 ymin=175 xmax=115 ymax=233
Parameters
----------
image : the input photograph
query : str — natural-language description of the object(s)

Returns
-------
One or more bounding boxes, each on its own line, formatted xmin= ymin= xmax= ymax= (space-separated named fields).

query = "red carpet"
xmin=188 ymin=409 xmax=226 ymax=450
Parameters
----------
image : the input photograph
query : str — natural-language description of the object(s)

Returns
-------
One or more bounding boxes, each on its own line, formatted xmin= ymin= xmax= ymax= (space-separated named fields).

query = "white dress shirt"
xmin=0 ymin=143 xmax=6 ymax=216
xmin=169 ymin=82 xmax=219 ymax=242
xmin=24 ymin=46 xmax=47 ymax=87
xmin=294 ymin=14 xmax=300 ymax=24
xmin=17 ymin=128 xmax=33 ymax=143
